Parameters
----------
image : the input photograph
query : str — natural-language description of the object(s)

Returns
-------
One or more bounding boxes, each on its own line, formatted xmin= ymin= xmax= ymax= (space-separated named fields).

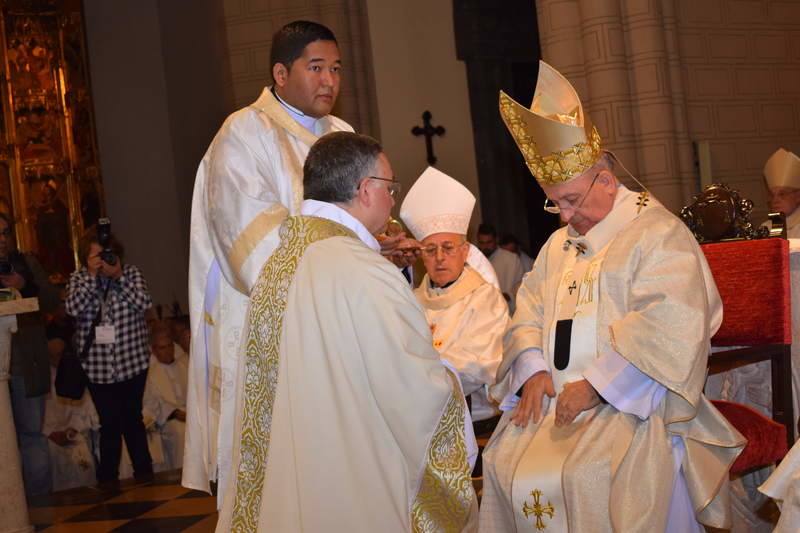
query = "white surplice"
xmin=185 ymin=87 xmax=352 ymax=499
xmin=415 ymin=265 xmax=508 ymax=421
xmin=42 ymin=367 xmax=99 ymax=491
xmin=144 ymin=345 xmax=189 ymax=471
xmin=488 ymin=247 xmax=525 ymax=314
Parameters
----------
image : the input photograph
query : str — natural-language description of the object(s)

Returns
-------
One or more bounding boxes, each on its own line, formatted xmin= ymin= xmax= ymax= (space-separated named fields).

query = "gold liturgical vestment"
xmin=216 ymin=215 xmax=475 ymax=533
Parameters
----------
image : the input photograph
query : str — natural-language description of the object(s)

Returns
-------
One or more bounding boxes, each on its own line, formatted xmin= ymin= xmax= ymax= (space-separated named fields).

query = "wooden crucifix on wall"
xmin=411 ymin=111 xmax=445 ymax=166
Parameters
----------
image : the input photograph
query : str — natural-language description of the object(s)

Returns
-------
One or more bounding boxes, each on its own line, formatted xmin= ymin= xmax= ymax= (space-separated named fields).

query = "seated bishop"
xmin=478 ymin=60 xmax=745 ymax=533
xmin=400 ymin=166 xmax=509 ymax=436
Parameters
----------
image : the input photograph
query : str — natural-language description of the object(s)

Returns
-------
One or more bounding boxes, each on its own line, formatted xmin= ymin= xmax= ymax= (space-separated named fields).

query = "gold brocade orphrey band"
xmin=499 ymin=92 xmax=603 ymax=186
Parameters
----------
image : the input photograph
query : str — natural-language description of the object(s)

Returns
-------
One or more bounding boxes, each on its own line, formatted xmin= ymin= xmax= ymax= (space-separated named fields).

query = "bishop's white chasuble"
xmin=479 ymin=186 xmax=745 ymax=533
xmin=216 ymin=214 xmax=476 ymax=533
xmin=185 ymin=88 xmax=352 ymax=500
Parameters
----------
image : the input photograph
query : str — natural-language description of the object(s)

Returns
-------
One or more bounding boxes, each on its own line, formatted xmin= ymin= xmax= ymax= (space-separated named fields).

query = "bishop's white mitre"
xmin=764 ymin=148 xmax=800 ymax=189
xmin=399 ymin=166 xmax=475 ymax=241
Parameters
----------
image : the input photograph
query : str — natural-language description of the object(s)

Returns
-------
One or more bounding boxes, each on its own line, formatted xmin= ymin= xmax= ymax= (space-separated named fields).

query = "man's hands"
xmin=555 ymin=379 xmax=601 ymax=427
xmin=170 ymin=408 xmax=186 ymax=422
xmin=379 ymin=232 xmax=420 ymax=269
xmin=511 ymin=371 xmax=555 ymax=427
xmin=511 ymin=374 xmax=601 ymax=428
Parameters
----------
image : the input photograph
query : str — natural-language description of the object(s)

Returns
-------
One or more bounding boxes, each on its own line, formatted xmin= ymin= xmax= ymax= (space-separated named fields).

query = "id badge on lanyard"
xmin=95 ymin=283 xmax=116 ymax=344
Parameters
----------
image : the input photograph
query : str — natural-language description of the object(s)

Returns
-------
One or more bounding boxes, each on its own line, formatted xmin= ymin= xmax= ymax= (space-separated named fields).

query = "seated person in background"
xmin=476 ymin=223 xmax=525 ymax=313
xmin=170 ymin=315 xmax=191 ymax=355
xmin=764 ymin=147 xmax=800 ymax=235
xmin=43 ymin=336 xmax=99 ymax=492
xmin=143 ymin=327 xmax=189 ymax=471
xmin=499 ymin=233 xmax=533 ymax=273
xmin=400 ymin=166 xmax=509 ymax=438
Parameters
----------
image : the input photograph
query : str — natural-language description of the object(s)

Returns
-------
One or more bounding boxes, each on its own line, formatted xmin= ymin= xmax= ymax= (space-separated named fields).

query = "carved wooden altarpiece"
xmin=0 ymin=0 xmax=103 ymax=281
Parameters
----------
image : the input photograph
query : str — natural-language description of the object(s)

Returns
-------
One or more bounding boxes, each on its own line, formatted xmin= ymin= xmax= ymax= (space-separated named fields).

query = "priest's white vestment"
xmin=216 ymin=205 xmax=476 ymax=533
xmin=144 ymin=346 xmax=189 ymax=471
xmin=479 ymin=187 xmax=745 ymax=532
xmin=488 ymin=247 xmax=525 ymax=314
xmin=185 ymin=88 xmax=352 ymax=497
xmin=415 ymin=265 xmax=508 ymax=421
xmin=759 ymin=436 xmax=800 ymax=533
xmin=42 ymin=368 xmax=99 ymax=491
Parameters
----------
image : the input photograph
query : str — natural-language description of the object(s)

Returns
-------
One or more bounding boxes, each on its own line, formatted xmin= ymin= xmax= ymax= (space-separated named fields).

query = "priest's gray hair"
xmin=304 ymin=132 xmax=383 ymax=204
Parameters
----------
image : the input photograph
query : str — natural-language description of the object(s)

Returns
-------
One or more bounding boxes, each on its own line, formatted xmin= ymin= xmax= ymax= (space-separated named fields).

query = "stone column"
xmin=0 ymin=314 xmax=33 ymax=533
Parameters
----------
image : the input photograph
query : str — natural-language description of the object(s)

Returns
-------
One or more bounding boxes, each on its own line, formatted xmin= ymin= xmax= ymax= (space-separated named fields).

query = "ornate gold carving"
xmin=230 ymin=216 xmax=355 ymax=533
xmin=410 ymin=372 xmax=474 ymax=532
xmin=499 ymin=92 xmax=602 ymax=186
xmin=522 ymin=489 xmax=555 ymax=531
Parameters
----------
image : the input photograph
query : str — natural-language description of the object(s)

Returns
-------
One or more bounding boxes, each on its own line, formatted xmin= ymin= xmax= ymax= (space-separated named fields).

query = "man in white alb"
xmin=185 ymin=21 xmax=353 ymax=499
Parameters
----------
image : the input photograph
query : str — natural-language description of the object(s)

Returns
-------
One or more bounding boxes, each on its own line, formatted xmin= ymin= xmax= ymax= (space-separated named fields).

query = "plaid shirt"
xmin=65 ymin=264 xmax=153 ymax=384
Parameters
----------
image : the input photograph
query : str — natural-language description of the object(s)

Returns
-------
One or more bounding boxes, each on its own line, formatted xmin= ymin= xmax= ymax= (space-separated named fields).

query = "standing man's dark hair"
xmin=270 ymin=21 xmax=338 ymax=75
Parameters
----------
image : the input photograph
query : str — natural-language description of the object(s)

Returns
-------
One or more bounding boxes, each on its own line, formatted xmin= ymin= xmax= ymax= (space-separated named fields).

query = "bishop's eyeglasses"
xmin=543 ymin=172 xmax=599 ymax=214
xmin=368 ymin=176 xmax=401 ymax=198
xmin=420 ymin=241 xmax=465 ymax=257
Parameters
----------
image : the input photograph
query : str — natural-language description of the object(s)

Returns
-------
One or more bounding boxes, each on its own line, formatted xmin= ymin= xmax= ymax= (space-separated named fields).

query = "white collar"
xmin=300 ymin=199 xmax=381 ymax=253
xmin=565 ymin=185 xmax=655 ymax=256
xmin=271 ymin=87 xmax=319 ymax=133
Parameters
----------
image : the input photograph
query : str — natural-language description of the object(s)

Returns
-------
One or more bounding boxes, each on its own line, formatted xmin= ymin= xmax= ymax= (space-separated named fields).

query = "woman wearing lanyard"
xmin=66 ymin=224 xmax=153 ymax=487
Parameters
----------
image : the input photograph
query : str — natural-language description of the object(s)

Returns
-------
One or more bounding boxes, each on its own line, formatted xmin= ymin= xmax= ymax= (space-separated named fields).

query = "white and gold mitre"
xmin=399 ymin=166 xmax=475 ymax=241
xmin=499 ymin=60 xmax=602 ymax=186
xmin=764 ymin=148 xmax=800 ymax=189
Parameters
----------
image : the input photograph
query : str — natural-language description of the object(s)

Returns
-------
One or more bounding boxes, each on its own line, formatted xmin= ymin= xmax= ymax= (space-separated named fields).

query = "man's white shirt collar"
xmin=272 ymin=87 xmax=319 ymax=133
xmin=300 ymin=199 xmax=381 ymax=253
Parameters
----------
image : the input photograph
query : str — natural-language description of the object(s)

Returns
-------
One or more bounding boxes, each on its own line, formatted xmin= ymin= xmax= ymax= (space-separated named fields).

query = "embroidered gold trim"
xmin=228 ymin=203 xmax=290 ymax=290
xmin=499 ymin=92 xmax=602 ymax=186
xmin=230 ymin=216 xmax=354 ymax=533
xmin=411 ymin=372 xmax=474 ymax=532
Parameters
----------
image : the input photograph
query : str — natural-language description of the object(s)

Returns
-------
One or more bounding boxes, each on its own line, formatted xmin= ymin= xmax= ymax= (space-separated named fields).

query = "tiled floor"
xmin=27 ymin=470 xmax=217 ymax=532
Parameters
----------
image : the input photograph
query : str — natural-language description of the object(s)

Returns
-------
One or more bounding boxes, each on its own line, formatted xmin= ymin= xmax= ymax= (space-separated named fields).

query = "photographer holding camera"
xmin=65 ymin=220 xmax=154 ymax=486
xmin=2 ymin=212 xmax=59 ymax=496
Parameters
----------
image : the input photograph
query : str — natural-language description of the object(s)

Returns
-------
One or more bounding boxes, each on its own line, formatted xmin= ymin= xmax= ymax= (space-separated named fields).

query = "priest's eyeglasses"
xmin=368 ymin=176 xmax=401 ymax=198
xmin=420 ymin=242 xmax=465 ymax=257
xmin=543 ymin=172 xmax=599 ymax=214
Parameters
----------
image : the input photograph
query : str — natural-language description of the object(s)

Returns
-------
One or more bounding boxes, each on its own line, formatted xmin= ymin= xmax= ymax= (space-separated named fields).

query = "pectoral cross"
xmin=411 ymin=110 xmax=445 ymax=166
xmin=522 ymin=489 xmax=555 ymax=531
xmin=636 ymin=191 xmax=650 ymax=213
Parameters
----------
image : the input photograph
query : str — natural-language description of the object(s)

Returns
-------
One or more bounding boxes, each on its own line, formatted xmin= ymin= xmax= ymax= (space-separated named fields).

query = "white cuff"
xmin=499 ymin=348 xmax=547 ymax=412
xmin=583 ymin=349 xmax=666 ymax=419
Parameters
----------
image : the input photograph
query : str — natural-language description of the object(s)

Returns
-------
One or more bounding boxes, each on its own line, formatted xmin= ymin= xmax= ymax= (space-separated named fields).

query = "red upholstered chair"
xmin=701 ymin=237 xmax=794 ymax=451
xmin=710 ymin=400 xmax=788 ymax=473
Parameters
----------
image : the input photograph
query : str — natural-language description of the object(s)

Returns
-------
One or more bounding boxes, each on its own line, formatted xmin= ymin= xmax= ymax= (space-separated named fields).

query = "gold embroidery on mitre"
xmin=203 ymin=311 xmax=215 ymax=326
xmin=230 ymin=216 xmax=355 ymax=533
xmin=522 ymin=489 xmax=555 ymax=531
xmin=499 ymin=91 xmax=602 ymax=186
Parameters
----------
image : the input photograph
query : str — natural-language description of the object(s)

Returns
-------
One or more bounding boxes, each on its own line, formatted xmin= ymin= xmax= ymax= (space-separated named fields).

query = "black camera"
xmin=0 ymin=260 xmax=13 ymax=276
xmin=97 ymin=217 xmax=117 ymax=266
